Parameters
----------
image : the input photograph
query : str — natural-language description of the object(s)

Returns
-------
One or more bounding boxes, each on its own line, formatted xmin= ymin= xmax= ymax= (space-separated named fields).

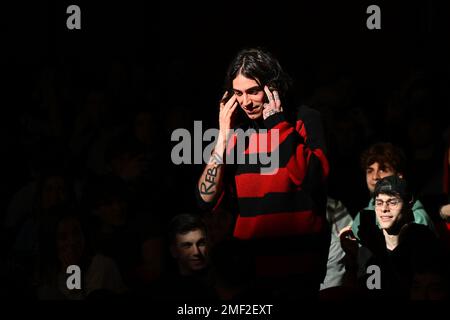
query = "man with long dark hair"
xmin=196 ymin=47 xmax=330 ymax=299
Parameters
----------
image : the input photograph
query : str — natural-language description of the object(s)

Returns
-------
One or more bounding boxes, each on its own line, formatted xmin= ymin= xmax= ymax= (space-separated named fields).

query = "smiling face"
xmin=232 ymin=74 xmax=266 ymax=120
xmin=374 ymin=193 xmax=405 ymax=231
xmin=171 ymin=229 xmax=208 ymax=275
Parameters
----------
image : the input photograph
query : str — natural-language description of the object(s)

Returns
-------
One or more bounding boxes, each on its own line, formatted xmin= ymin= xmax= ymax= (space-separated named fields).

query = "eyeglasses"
xmin=375 ymin=198 xmax=402 ymax=208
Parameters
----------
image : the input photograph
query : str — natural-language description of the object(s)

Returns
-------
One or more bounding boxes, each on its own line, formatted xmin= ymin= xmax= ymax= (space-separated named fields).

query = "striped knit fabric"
xmin=198 ymin=105 xmax=330 ymax=277
xmin=229 ymin=110 xmax=329 ymax=240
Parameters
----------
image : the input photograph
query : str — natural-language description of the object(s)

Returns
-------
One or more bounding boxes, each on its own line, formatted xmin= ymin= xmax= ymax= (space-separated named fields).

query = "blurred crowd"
xmin=1 ymin=54 xmax=449 ymax=300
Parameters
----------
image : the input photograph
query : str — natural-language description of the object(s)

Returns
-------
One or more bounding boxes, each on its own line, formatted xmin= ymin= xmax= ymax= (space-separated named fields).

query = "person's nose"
xmin=373 ymin=170 xmax=381 ymax=181
xmin=192 ymin=244 xmax=199 ymax=254
xmin=242 ymin=93 xmax=251 ymax=107
xmin=192 ymin=245 xmax=202 ymax=257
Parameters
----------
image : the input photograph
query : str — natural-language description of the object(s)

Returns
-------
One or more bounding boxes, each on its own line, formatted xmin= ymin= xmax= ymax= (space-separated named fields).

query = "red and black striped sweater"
xmin=197 ymin=105 xmax=330 ymax=277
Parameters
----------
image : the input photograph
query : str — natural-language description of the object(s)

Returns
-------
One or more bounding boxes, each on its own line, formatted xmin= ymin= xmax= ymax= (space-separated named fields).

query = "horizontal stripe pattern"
xmin=226 ymin=118 xmax=302 ymax=155
xmin=234 ymin=168 xmax=293 ymax=197
xmin=233 ymin=211 xmax=324 ymax=239
xmin=233 ymin=133 xmax=306 ymax=175
xmin=197 ymin=106 xmax=329 ymax=245
xmin=236 ymin=190 xmax=314 ymax=217
xmin=229 ymin=113 xmax=328 ymax=240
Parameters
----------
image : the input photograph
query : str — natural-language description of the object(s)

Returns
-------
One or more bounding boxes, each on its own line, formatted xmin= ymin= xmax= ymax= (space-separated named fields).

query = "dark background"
xmin=0 ymin=0 xmax=449 ymax=299
xmin=2 ymin=0 xmax=449 ymax=214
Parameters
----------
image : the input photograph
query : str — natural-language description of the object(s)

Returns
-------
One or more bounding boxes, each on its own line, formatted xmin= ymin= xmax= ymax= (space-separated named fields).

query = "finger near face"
xmin=273 ymin=91 xmax=282 ymax=108
xmin=263 ymin=86 xmax=273 ymax=100
xmin=221 ymin=91 xmax=228 ymax=100
xmin=220 ymin=91 xmax=233 ymax=110
xmin=264 ymin=86 xmax=275 ymax=108
xmin=272 ymin=90 xmax=280 ymax=100
xmin=228 ymin=101 xmax=238 ymax=115
xmin=224 ymin=94 xmax=237 ymax=108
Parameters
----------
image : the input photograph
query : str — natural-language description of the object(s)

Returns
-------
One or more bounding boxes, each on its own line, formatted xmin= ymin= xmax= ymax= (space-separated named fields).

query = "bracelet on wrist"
xmin=263 ymin=108 xmax=281 ymax=120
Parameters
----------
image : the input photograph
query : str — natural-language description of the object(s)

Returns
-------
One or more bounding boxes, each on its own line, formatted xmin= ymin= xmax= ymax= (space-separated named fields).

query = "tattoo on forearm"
xmin=200 ymin=166 xmax=218 ymax=195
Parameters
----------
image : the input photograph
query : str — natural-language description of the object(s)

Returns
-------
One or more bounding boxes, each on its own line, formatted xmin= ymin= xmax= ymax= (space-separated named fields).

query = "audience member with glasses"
xmin=340 ymin=175 xmax=448 ymax=299
xmin=340 ymin=142 xmax=435 ymax=244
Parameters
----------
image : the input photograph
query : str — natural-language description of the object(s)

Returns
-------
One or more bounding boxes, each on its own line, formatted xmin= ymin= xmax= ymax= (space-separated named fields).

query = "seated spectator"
xmin=341 ymin=176 xmax=448 ymax=299
xmin=36 ymin=208 xmax=126 ymax=300
xmin=156 ymin=213 xmax=212 ymax=300
xmin=351 ymin=142 xmax=435 ymax=242
xmin=83 ymin=175 xmax=143 ymax=287
xmin=320 ymin=197 xmax=353 ymax=291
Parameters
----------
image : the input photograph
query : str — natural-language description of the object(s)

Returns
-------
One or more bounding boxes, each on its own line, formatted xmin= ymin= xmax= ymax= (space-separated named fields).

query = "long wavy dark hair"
xmin=224 ymin=47 xmax=292 ymax=100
